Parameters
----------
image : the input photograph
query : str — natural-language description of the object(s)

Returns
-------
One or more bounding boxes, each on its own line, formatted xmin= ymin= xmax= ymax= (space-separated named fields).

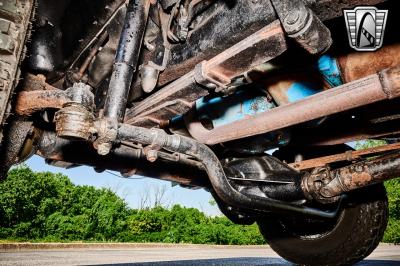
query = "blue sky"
xmin=26 ymin=155 xmax=220 ymax=216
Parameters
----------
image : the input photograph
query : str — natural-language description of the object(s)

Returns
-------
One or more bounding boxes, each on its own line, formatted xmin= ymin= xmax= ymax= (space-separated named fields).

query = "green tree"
xmin=0 ymin=166 xmax=72 ymax=239
xmin=355 ymin=140 xmax=400 ymax=243
xmin=383 ymin=179 xmax=400 ymax=243
xmin=4 ymin=159 xmax=397 ymax=245
xmin=0 ymin=166 xmax=266 ymax=244
xmin=0 ymin=166 xmax=129 ymax=241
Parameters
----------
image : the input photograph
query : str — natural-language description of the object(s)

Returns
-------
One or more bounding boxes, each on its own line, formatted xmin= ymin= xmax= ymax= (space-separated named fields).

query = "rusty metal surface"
xmin=124 ymin=2 xmax=391 ymax=131
xmin=103 ymin=0 xmax=151 ymax=122
xmin=139 ymin=0 xmax=386 ymax=92
xmin=303 ymin=152 xmax=400 ymax=201
xmin=75 ymin=31 xmax=109 ymax=82
xmin=197 ymin=21 xmax=286 ymax=88
xmin=14 ymin=73 xmax=69 ymax=115
xmin=55 ymin=103 xmax=94 ymax=140
xmin=125 ymin=71 xmax=205 ymax=127
xmin=152 ymin=0 xmax=278 ymax=89
xmin=289 ymin=142 xmax=400 ymax=171
xmin=185 ymin=65 xmax=400 ymax=145
xmin=116 ymin=123 xmax=338 ymax=218
xmin=307 ymin=130 xmax=400 ymax=146
xmin=125 ymin=21 xmax=287 ymax=127
xmin=21 ymin=74 xmax=58 ymax=91
xmin=15 ymin=89 xmax=70 ymax=116
xmin=313 ymin=133 xmax=399 ymax=146
xmin=338 ymin=43 xmax=400 ymax=82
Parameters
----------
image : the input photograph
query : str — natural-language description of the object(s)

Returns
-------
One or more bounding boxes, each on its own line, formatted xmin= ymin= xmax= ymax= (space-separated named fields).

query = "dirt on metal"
xmin=15 ymin=90 xmax=70 ymax=116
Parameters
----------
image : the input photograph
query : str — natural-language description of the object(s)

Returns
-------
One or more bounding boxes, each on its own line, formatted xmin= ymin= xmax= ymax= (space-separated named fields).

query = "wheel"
xmin=0 ymin=0 xmax=35 ymax=141
xmin=257 ymin=184 xmax=388 ymax=266
xmin=0 ymin=0 xmax=35 ymax=179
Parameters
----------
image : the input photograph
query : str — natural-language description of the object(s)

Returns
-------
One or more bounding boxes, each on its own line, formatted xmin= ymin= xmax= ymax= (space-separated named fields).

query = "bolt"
xmin=146 ymin=150 xmax=158 ymax=162
xmin=206 ymin=83 xmax=218 ymax=90
xmin=320 ymin=187 xmax=332 ymax=198
xmin=97 ymin=142 xmax=112 ymax=156
xmin=356 ymin=165 xmax=364 ymax=172
xmin=141 ymin=65 xmax=159 ymax=93
xmin=284 ymin=11 xmax=300 ymax=25
xmin=73 ymin=82 xmax=92 ymax=91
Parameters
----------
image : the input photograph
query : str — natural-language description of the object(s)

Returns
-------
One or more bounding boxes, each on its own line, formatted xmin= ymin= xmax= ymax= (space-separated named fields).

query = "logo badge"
xmin=344 ymin=6 xmax=388 ymax=51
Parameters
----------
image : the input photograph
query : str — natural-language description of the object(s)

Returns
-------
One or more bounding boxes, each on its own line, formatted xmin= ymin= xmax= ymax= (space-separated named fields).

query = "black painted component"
xmin=27 ymin=0 xmax=70 ymax=72
xmin=224 ymin=156 xmax=305 ymax=202
xmin=28 ymin=0 xmax=126 ymax=73
xmin=37 ymin=131 xmax=210 ymax=187
xmin=168 ymin=1 xmax=275 ymax=64
xmin=223 ymin=132 xmax=290 ymax=155
xmin=150 ymin=0 xmax=278 ymax=89
xmin=116 ymin=124 xmax=339 ymax=218
xmin=104 ymin=0 xmax=150 ymax=121
xmin=212 ymin=191 xmax=257 ymax=225
xmin=0 ymin=121 xmax=34 ymax=179
xmin=130 ymin=0 xmax=363 ymax=95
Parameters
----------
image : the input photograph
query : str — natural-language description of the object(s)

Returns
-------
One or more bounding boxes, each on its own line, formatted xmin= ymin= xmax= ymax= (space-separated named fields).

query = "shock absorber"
xmin=97 ymin=0 xmax=151 ymax=155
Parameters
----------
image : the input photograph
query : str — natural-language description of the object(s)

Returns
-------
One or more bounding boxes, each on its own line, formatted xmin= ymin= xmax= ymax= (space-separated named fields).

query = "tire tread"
xmin=258 ymin=185 xmax=388 ymax=266
xmin=0 ymin=0 xmax=34 ymax=141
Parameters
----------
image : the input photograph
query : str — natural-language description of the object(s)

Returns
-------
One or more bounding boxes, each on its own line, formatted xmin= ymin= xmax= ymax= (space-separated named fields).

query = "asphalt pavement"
xmin=0 ymin=243 xmax=399 ymax=265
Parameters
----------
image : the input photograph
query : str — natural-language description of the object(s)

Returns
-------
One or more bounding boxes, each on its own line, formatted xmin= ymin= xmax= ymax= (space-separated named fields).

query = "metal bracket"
xmin=193 ymin=20 xmax=287 ymax=92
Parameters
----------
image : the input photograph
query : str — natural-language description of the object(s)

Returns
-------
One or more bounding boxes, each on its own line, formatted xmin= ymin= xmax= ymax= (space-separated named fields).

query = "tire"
xmin=257 ymin=184 xmax=388 ymax=266
xmin=0 ymin=0 xmax=34 ymax=142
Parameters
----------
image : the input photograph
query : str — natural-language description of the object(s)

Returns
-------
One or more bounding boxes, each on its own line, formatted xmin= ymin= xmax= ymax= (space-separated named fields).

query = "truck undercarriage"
xmin=1 ymin=0 xmax=400 ymax=264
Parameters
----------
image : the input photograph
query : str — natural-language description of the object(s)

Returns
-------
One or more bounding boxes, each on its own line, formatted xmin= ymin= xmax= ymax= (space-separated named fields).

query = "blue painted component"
xmin=285 ymin=55 xmax=343 ymax=103
xmin=196 ymin=89 xmax=275 ymax=128
xmin=318 ymin=55 xmax=343 ymax=87
xmin=286 ymin=82 xmax=321 ymax=103
xmin=192 ymin=55 xmax=343 ymax=130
